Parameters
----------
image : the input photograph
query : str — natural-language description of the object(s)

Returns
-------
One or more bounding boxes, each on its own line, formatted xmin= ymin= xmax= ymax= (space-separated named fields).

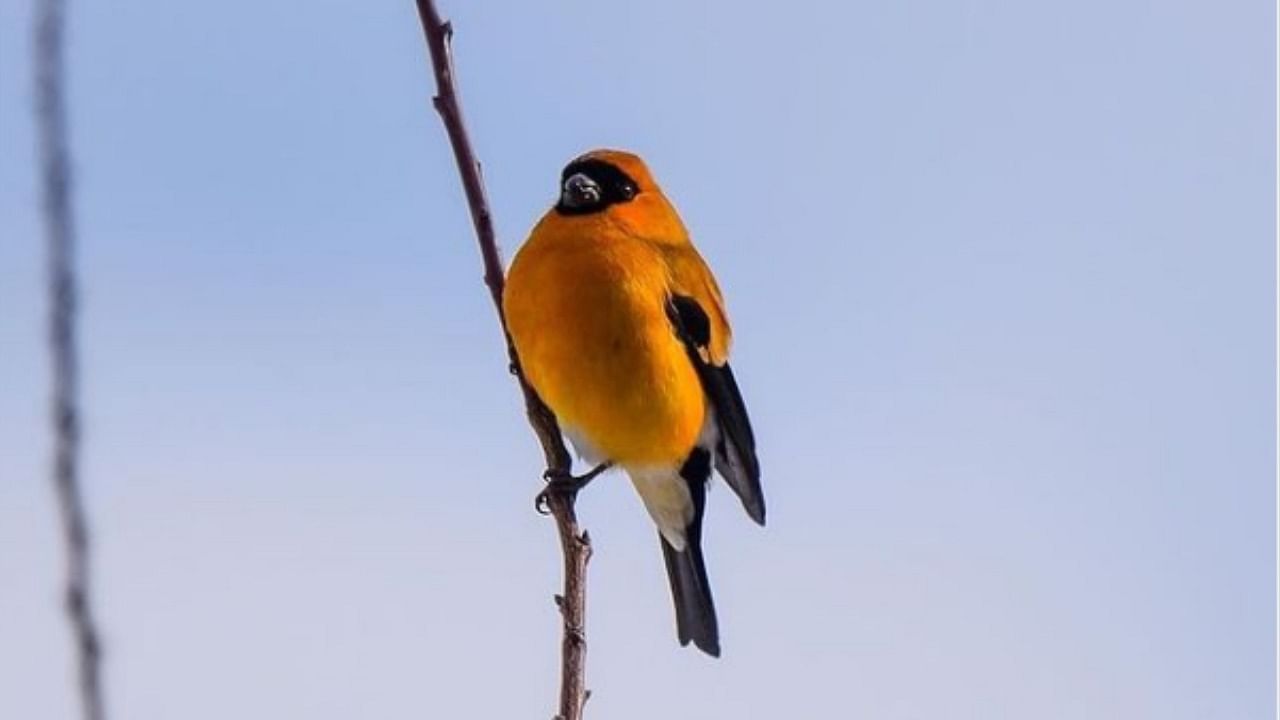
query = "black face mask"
xmin=555 ymin=159 xmax=640 ymax=215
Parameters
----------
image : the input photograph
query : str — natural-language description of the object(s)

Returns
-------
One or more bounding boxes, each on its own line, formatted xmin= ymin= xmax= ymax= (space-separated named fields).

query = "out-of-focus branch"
xmin=411 ymin=3 xmax=590 ymax=718
xmin=34 ymin=0 xmax=107 ymax=719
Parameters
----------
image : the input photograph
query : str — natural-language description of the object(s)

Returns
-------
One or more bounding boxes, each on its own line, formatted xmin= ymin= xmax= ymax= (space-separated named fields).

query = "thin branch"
xmin=411 ymin=3 xmax=590 ymax=718
xmin=34 ymin=0 xmax=106 ymax=719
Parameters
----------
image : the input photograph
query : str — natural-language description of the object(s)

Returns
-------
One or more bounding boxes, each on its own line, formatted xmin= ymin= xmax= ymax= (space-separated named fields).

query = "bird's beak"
xmin=561 ymin=173 xmax=602 ymax=209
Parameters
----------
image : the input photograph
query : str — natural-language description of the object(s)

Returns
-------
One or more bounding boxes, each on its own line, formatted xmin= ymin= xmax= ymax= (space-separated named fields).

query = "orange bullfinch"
xmin=503 ymin=149 xmax=764 ymax=657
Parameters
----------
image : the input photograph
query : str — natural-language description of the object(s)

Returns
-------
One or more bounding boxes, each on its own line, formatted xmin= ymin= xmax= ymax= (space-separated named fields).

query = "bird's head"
xmin=553 ymin=149 xmax=688 ymax=243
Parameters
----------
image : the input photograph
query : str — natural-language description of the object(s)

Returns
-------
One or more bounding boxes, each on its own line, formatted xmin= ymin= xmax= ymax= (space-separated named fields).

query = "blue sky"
xmin=1 ymin=0 xmax=1274 ymax=717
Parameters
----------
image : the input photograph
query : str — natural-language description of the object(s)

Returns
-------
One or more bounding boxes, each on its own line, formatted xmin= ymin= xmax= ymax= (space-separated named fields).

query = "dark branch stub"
xmin=411 ymin=2 xmax=591 ymax=719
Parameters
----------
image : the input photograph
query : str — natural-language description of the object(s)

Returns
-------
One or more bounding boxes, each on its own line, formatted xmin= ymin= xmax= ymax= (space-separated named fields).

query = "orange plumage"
xmin=504 ymin=149 xmax=764 ymax=656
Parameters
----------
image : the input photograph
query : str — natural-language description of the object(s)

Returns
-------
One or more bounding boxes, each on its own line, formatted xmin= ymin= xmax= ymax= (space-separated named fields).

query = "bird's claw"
xmin=534 ymin=462 xmax=612 ymax=514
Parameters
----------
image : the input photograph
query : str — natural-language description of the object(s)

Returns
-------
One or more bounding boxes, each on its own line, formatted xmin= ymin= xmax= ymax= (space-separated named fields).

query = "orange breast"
xmin=504 ymin=223 xmax=705 ymax=465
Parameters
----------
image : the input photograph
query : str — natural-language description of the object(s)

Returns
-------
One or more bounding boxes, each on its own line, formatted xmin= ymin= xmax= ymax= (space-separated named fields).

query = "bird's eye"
xmin=618 ymin=182 xmax=637 ymax=200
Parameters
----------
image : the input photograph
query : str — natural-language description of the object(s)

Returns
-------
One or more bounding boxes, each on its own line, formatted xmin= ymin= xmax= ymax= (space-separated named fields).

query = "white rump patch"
xmin=626 ymin=464 xmax=694 ymax=551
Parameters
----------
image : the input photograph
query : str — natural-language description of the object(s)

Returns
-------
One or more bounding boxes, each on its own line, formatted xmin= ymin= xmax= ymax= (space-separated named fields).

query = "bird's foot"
xmin=535 ymin=462 xmax=612 ymax=514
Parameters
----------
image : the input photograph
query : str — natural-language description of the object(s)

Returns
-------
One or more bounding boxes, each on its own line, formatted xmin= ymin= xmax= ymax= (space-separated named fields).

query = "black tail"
xmin=660 ymin=533 xmax=719 ymax=657
xmin=660 ymin=447 xmax=719 ymax=657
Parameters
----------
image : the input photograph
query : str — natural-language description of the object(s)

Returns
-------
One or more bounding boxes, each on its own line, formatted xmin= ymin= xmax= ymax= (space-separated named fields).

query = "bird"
xmin=503 ymin=149 xmax=764 ymax=657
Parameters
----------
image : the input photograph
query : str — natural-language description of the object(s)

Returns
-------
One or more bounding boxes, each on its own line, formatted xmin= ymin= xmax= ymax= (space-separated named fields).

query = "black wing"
xmin=666 ymin=294 xmax=765 ymax=525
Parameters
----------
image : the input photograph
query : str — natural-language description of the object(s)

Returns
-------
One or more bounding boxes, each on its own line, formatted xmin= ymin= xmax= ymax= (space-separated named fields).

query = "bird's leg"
xmin=536 ymin=462 xmax=612 ymax=513
xmin=546 ymin=461 xmax=611 ymax=493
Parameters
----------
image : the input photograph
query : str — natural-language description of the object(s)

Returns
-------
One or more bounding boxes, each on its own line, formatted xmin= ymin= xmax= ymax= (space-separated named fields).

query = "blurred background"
xmin=1 ymin=0 xmax=1274 ymax=717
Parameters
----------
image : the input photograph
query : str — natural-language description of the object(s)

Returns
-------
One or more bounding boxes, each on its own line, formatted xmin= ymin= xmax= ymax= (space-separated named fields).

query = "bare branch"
xmin=411 ymin=3 xmax=590 ymax=718
xmin=34 ymin=0 xmax=107 ymax=718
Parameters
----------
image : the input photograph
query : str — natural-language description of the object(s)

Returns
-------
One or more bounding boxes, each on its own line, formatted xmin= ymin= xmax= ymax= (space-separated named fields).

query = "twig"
xmin=411 ymin=3 xmax=591 ymax=718
xmin=34 ymin=0 xmax=106 ymax=719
